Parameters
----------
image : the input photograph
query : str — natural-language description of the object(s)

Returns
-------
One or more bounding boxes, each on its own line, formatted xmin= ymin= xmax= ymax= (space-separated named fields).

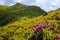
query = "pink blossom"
xmin=36 ymin=26 xmax=40 ymax=29
xmin=38 ymin=24 xmax=41 ymax=26
xmin=39 ymin=23 xmax=43 ymax=26
xmin=38 ymin=24 xmax=42 ymax=27
xmin=42 ymin=24 xmax=46 ymax=27
xmin=44 ymin=24 xmax=47 ymax=26
xmin=58 ymin=36 xmax=60 ymax=40
xmin=48 ymin=24 xmax=52 ymax=26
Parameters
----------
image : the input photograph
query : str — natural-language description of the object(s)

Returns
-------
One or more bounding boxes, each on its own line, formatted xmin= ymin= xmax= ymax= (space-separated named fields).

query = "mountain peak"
xmin=13 ymin=3 xmax=25 ymax=6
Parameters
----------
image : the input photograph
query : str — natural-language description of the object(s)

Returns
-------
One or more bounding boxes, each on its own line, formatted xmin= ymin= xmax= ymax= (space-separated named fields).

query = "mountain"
xmin=0 ymin=6 xmax=60 ymax=40
xmin=0 ymin=3 xmax=46 ymax=26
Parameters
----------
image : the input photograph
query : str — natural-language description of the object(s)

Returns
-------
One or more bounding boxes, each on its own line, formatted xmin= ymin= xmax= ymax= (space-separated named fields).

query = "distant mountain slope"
xmin=0 ymin=3 xmax=46 ymax=26
xmin=0 ymin=8 xmax=60 ymax=40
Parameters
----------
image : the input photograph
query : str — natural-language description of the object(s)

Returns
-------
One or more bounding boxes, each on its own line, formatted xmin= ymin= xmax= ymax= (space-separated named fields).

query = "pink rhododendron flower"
xmin=44 ymin=23 xmax=47 ymax=26
xmin=39 ymin=23 xmax=43 ymax=26
xmin=58 ymin=36 xmax=60 ymax=40
xmin=48 ymin=23 xmax=52 ymax=26
xmin=38 ymin=24 xmax=42 ymax=27
xmin=36 ymin=26 xmax=40 ymax=29
xmin=42 ymin=24 xmax=46 ymax=27
xmin=47 ymin=23 xmax=53 ymax=28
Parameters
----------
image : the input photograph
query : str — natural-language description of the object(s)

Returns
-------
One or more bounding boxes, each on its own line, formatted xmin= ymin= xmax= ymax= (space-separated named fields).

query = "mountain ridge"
xmin=0 ymin=3 xmax=46 ymax=26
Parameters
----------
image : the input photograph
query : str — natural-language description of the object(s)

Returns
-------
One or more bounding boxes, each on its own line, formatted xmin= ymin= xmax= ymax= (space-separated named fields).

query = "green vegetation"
xmin=0 ymin=3 xmax=60 ymax=40
xmin=0 ymin=3 xmax=46 ymax=26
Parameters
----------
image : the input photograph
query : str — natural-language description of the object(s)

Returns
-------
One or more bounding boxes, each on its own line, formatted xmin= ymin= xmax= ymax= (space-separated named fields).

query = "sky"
xmin=0 ymin=0 xmax=60 ymax=12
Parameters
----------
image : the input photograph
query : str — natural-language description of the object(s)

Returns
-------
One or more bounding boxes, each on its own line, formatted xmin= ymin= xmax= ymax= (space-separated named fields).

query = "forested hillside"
xmin=0 ymin=3 xmax=46 ymax=26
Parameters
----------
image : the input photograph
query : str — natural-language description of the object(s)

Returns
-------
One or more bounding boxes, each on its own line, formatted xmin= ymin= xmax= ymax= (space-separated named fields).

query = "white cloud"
xmin=54 ymin=0 xmax=59 ymax=3
xmin=0 ymin=0 xmax=4 ymax=5
xmin=36 ymin=0 xmax=45 ymax=4
xmin=16 ymin=0 xmax=23 ymax=3
xmin=35 ymin=0 xmax=60 ymax=11
xmin=51 ymin=0 xmax=59 ymax=6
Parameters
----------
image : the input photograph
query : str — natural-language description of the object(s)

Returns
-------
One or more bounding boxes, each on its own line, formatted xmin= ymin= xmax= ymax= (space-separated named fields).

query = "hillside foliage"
xmin=0 ymin=3 xmax=46 ymax=26
xmin=0 ymin=3 xmax=60 ymax=40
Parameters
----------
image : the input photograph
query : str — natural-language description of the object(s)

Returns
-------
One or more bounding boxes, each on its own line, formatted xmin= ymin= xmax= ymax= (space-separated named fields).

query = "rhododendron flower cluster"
xmin=33 ymin=23 xmax=52 ymax=32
